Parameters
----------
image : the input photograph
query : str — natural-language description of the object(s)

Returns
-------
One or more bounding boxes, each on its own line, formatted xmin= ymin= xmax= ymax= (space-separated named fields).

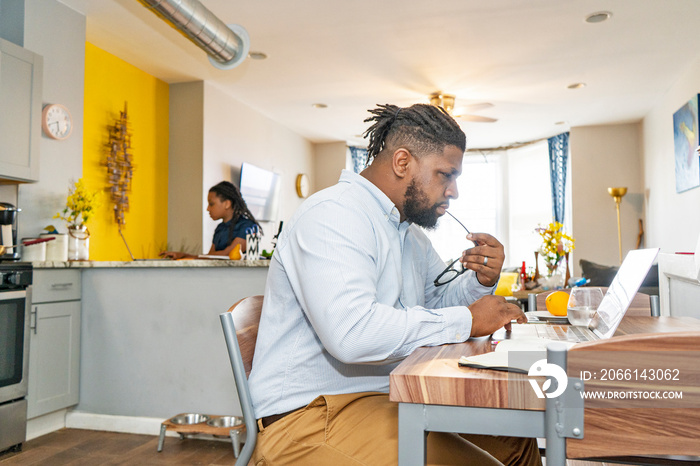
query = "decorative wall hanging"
xmin=673 ymin=94 xmax=699 ymax=193
xmin=105 ymin=102 xmax=133 ymax=227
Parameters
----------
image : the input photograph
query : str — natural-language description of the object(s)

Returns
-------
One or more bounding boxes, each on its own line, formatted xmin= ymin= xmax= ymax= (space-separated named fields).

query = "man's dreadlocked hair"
xmin=362 ymin=103 xmax=466 ymax=164
xmin=209 ymin=181 xmax=263 ymax=242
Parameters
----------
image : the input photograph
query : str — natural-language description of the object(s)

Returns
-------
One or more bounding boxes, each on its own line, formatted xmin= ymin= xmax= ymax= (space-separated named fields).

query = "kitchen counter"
xmin=31 ymin=259 xmax=271 ymax=268
xmin=33 ymin=260 xmax=270 ymax=422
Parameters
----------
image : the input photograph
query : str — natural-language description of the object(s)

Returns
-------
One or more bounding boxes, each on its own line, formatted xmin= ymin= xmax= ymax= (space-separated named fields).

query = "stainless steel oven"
xmin=0 ymin=263 xmax=32 ymax=454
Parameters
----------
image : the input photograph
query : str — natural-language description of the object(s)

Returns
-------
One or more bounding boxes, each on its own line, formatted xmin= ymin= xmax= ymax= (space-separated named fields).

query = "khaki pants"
xmin=254 ymin=392 xmax=542 ymax=466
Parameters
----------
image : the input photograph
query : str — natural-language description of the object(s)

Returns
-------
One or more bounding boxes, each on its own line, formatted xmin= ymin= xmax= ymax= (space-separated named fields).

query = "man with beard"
xmin=247 ymin=103 xmax=540 ymax=465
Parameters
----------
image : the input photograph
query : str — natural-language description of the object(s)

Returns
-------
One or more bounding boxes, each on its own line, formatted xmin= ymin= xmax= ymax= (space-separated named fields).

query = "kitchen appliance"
xmin=0 ymin=262 xmax=32 ymax=453
xmin=0 ymin=203 xmax=20 ymax=262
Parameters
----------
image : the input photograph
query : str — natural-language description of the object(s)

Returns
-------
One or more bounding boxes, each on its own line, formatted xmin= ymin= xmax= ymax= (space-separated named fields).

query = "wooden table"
xmin=389 ymin=316 xmax=700 ymax=465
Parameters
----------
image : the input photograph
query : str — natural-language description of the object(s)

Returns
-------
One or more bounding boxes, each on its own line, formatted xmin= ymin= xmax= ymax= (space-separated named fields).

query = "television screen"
xmin=239 ymin=162 xmax=281 ymax=222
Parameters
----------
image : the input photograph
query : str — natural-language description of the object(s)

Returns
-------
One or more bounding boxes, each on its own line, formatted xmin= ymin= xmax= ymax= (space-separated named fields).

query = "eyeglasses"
xmin=433 ymin=211 xmax=472 ymax=287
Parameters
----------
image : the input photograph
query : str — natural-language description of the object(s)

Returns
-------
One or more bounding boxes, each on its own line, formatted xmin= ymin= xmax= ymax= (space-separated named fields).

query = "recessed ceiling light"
xmin=585 ymin=11 xmax=612 ymax=23
xmin=312 ymin=103 xmax=328 ymax=109
xmin=567 ymin=83 xmax=586 ymax=89
xmin=248 ymin=51 xmax=267 ymax=60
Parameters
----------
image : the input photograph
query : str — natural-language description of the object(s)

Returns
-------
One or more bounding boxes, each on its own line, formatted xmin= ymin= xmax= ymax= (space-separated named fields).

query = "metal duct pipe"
xmin=139 ymin=0 xmax=250 ymax=70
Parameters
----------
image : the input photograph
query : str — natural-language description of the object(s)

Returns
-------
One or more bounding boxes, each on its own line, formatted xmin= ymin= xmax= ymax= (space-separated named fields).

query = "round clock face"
xmin=296 ymin=173 xmax=310 ymax=198
xmin=42 ymin=104 xmax=73 ymax=140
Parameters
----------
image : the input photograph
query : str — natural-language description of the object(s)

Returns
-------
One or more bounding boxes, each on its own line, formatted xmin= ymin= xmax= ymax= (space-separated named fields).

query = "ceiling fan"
xmin=429 ymin=92 xmax=497 ymax=123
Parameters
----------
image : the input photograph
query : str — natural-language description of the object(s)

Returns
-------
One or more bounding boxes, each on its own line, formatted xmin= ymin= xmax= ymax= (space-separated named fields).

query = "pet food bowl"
xmin=206 ymin=416 xmax=243 ymax=428
xmin=169 ymin=413 xmax=210 ymax=425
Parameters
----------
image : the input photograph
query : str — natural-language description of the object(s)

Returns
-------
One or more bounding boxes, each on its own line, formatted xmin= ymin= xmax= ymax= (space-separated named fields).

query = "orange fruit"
xmin=545 ymin=291 xmax=569 ymax=316
xmin=228 ymin=244 xmax=242 ymax=260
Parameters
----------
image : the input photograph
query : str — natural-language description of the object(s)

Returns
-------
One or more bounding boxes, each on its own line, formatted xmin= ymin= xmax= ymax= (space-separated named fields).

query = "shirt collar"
xmin=339 ymin=170 xmax=402 ymax=227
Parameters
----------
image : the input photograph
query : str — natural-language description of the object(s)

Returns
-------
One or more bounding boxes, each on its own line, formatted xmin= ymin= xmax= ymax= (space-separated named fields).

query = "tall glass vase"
xmin=68 ymin=226 xmax=90 ymax=260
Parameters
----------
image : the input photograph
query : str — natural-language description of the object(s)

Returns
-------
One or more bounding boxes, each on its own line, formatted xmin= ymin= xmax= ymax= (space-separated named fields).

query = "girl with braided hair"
xmin=160 ymin=181 xmax=261 ymax=259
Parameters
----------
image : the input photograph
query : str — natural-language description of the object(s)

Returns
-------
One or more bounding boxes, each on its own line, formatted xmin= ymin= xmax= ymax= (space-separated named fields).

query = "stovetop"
xmin=0 ymin=261 xmax=32 ymax=289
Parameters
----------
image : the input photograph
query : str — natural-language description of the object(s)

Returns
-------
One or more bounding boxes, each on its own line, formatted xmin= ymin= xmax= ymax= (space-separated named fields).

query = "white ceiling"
xmin=60 ymin=0 xmax=700 ymax=150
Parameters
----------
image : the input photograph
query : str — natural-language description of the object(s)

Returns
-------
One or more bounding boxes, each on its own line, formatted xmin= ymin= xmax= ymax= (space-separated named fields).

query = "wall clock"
xmin=41 ymin=103 xmax=73 ymax=140
xmin=295 ymin=173 xmax=310 ymax=198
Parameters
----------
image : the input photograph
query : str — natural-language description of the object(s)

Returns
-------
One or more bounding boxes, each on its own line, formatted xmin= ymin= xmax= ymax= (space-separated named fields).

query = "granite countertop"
xmin=31 ymin=259 xmax=271 ymax=269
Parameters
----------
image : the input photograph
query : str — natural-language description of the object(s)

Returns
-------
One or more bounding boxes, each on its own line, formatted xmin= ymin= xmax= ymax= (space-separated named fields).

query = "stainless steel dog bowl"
xmin=169 ymin=413 xmax=210 ymax=425
xmin=207 ymin=416 xmax=243 ymax=428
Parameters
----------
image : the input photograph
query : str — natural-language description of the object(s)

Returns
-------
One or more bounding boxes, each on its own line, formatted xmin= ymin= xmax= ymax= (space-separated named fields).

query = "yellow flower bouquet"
xmin=55 ymin=178 xmax=101 ymax=229
xmin=535 ymin=221 xmax=575 ymax=276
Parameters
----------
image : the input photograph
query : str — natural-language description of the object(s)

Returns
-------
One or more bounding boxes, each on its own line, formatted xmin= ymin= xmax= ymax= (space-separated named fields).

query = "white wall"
xmin=570 ymin=123 xmax=644 ymax=274
xmin=643 ymin=57 xmax=700 ymax=253
xmin=202 ymin=82 xmax=313 ymax=253
xmin=4 ymin=1 xmax=85 ymax=240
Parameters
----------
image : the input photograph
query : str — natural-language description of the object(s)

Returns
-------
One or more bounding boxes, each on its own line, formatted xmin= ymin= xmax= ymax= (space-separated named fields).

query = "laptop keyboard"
xmin=536 ymin=325 xmax=595 ymax=342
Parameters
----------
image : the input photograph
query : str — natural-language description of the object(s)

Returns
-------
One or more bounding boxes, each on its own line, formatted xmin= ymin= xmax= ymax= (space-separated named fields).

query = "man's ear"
xmin=391 ymin=148 xmax=412 ymax=179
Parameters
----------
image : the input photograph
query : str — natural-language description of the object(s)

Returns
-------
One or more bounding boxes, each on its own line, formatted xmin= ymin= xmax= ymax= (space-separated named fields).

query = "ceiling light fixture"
xmin=567 ymin=83 xmax=586 ymax=89
xmin=428 ymin=92 xmax=497 ymax=123
xmin=585 ymin=11 xmax=612 ymax=23
xmin=312 ymin=103 xmax=328 ymax=109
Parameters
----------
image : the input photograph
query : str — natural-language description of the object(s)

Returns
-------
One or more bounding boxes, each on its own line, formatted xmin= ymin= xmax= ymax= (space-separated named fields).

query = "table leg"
xmin=398 ymin=403 xmax=427 ymax=466
xmin=157 ymin=423 xmax=167 ymax=452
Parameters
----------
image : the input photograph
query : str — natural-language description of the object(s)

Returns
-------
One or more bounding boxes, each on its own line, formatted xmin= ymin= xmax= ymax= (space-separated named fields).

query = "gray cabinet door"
xmin=27 ymin=300 xmax=80 ymax=419
xmin=0 ymin=38 xmax=42 ymax=182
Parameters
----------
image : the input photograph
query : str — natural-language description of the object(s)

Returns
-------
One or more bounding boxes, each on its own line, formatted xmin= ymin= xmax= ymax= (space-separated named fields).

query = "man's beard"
xmin=403 ymin=178 xmax=442 ymax=229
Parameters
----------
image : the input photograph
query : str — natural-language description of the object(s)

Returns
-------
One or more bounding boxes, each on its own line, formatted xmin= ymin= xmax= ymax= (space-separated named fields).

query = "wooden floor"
xmin=0 ymin=429 xmax=239 ymax=465
xmin=2 ymin=428 xmax=686 ymax=465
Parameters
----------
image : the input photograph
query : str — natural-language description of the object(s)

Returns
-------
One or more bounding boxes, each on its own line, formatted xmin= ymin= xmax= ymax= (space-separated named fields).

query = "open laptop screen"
xmin=590 ymin=248 xmax=659 ymax=339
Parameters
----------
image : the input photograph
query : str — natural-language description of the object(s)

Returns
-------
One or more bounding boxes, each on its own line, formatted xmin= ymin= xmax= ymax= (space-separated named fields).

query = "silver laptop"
xmin=500 ymin=248 xmax=659 ymax=343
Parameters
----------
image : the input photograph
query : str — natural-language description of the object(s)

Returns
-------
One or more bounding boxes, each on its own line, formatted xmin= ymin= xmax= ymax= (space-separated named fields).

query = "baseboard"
xmin=65 ymin=411 xmax=174 ymax=437
xmin=26 ymin=410 xmax=68 ymax=441
xmin=64 ymin=411 xmax=231 ymax=442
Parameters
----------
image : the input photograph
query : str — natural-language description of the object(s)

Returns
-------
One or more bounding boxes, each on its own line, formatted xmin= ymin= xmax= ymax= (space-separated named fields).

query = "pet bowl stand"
xmin=157 ymin=413 xmax=245 ymax=458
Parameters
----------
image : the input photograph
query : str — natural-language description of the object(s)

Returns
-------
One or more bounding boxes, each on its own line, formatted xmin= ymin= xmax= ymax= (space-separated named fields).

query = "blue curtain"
xmin=548 ymin=132 xmax=569 ymax=224
xmin=348 ymin=146 xmax=368 ymax=173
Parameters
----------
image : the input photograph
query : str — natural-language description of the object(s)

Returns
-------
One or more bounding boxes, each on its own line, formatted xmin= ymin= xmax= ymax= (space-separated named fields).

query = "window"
xmin=424 ymin=140 xmax=559 ymax=270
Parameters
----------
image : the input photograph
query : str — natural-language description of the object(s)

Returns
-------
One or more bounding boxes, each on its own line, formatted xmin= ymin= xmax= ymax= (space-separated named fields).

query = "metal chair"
xmin=220 ymin=295 xmax=264 ymax=466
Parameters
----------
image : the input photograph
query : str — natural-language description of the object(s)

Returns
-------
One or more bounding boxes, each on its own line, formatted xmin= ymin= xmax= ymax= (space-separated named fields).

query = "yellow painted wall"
xmin=83 ymin=42 xmax=169 ymax=260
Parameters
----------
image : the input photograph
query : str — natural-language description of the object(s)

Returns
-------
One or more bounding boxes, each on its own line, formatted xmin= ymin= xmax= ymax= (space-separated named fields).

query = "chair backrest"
xmin=228 ymin=295 xmax=264 ymax=376
xmin=220 ymin=295 xmax=264 ymax=465
xmin=565 ymin=331 xmax=700 ymax=459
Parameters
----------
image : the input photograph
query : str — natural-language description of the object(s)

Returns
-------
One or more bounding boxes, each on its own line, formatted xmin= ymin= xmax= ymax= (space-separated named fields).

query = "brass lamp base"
xmin=608 ymin=187 xmax=628 ymax=264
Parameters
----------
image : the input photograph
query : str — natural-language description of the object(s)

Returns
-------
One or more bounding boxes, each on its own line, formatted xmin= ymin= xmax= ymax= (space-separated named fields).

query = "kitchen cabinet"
xmin=27 ymin=270 xmax=81 ymax=419
xmin=0 ymin=37 xmax=42 ymax=182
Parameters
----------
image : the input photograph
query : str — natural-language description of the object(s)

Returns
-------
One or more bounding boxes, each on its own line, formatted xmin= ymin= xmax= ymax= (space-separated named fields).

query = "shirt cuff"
xmin=440 ymin=305 xmax=473 ymax=343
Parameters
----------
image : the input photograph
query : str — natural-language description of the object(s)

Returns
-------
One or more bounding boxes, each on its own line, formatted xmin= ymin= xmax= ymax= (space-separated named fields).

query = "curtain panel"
xmin=548 ymin=132 xmax=569 ymax=224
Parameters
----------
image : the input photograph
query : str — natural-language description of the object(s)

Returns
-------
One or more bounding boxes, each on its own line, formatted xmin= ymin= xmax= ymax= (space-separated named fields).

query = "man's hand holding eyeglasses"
xmin=468 ymin=295 xmax=527 ymax=337
xmin=460 ymin=233 xmax=505 ymax=287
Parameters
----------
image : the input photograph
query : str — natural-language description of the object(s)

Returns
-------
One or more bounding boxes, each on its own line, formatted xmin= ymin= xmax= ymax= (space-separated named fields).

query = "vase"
xmin=68 ymin=226 xmax=90 ymax=260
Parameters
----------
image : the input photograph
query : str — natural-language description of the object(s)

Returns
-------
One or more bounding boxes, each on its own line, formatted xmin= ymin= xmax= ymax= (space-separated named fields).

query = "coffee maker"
xmin=0 ymin=202 xmax=20 ymax=261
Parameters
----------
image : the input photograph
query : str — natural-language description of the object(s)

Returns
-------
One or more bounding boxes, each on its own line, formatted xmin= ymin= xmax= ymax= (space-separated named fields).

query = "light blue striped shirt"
xmin=248 ymin=170 xmax=495 ymax=417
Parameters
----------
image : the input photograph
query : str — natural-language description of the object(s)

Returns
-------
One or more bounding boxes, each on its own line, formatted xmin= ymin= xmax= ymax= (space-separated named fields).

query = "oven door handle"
xmin=31 ymin=306 xmax=38 ymax=334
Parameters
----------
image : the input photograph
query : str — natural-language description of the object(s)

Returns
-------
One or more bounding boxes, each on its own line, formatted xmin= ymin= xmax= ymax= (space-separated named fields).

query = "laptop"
xmin=497 ymin=247 xmax=659 ymax=343
xmin=119 ymin=229 xmax=171 ymax=261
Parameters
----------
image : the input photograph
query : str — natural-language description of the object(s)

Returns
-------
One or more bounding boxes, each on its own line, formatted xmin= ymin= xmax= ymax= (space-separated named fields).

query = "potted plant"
xmin=54 ymin=178 xmax=101 ymax=260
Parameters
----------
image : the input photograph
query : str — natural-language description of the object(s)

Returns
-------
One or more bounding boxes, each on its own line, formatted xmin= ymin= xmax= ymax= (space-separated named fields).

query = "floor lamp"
xmin=607 ymin=187 xmax=627 ymax=264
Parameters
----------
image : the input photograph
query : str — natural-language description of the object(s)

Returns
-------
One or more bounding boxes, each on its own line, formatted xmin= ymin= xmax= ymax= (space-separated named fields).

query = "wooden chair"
xmin=550 ymin=332 xmax=700 ymax=464
xmin=220 ymin=295 xmax=264 ymax=466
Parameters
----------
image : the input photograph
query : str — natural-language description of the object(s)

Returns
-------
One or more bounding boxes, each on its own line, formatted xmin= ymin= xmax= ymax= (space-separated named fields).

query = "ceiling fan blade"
xmin=456 ymin=114 xmax=498 ymax=123
xmin=458 ymin=102 xmax=494 ymax=113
